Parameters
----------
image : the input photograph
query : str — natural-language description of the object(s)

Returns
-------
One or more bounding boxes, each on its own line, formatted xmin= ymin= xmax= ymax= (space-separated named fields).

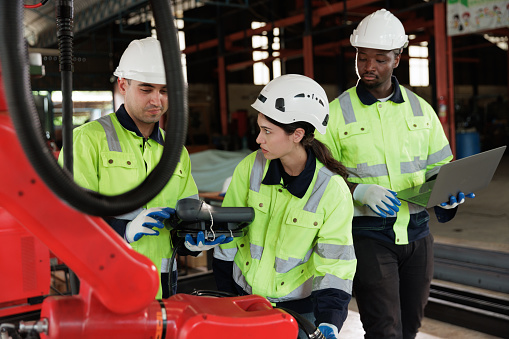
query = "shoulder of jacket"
xmin=234 ymin=150 xmax=263 ymax=172
xmin=180 ymin=146 xmax=192 ymax=160
xmin=73 ymin=119 xmax=106 ymax=136
xmin=400 ymin=86 xmax=433 ymax=108
xmin=243 ymin=149 xmax=263 ymax=164
xmin=328 ymin=174 xmax=352 ymax=196
xmin=315 ymin=160 xmax=348 ymax=191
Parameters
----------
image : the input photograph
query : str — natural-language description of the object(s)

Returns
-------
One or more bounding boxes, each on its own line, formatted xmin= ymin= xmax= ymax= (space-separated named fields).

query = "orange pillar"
xmin=447 ymin=35 xmax=456 ymax=157
xmin=434 ymin=2 xmax=455 ymax=156
xmin=303 ymin=0 xmax=314 ymax=78
xmin=218 ymin=56 xmax=228 ymax=136
xmin=303 ymin=35 xmax=314 ymax=78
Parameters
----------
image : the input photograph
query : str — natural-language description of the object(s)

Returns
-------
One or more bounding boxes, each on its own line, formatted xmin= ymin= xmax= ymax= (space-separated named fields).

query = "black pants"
xmin=353 ymin=234 xmax=434 ymax=339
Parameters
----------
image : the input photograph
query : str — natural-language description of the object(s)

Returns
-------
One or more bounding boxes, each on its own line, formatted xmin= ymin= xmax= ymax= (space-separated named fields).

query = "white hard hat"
xmin=113 ymin=37 xmax=166 ymax=84
xmin=350 ymin=9 xmax=408 ymax=50
xmin=251 ymin=74 xmax=329 ymax=134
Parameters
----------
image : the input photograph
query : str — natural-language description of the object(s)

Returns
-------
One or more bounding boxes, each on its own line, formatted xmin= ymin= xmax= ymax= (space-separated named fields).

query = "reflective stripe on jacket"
xmin=59 ymin=112 xmax=198 ymax=298
xmin=214 ymin=150 xmax=356 ymax=303
xmin=316 ymin=84 xmax=452 ymax=244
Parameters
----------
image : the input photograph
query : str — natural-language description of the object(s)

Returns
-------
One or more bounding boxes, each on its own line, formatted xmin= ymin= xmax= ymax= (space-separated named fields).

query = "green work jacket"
xmin=58 ymin=110 xmax=198 ymax=298
xmin=316 ymin=81 xmax=453 ymax=244
xmin=215 ymin=150 xmax=356 ymax=304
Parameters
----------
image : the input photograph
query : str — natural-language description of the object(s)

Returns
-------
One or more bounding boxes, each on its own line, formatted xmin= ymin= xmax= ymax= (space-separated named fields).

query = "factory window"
xmin=176 ymin=19 xmax=188 ymax=83
xmin=151 ymin=18 xmax=187 ymax=83
xmin=51 ymin=91 xmax=114 ymax=126
xmin=252 ymin=22 xmax=281 ymax=85
xmin=409 ymin=44 xmax=429 ymax=87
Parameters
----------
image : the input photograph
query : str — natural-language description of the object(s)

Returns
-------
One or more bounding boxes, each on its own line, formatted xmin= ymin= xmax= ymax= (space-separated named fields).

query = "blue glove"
xmin=438 ymin=191 xmax=475 ymax=209
xmin=318 ymin=323 xmax=338 ymax=339
xmin=184 ymin=231 xmax=233 ymax=251
xmin=353 ymin=184 xmax=401 ymax=218
xmin=125 ymin=207 xmax=175 ymax=243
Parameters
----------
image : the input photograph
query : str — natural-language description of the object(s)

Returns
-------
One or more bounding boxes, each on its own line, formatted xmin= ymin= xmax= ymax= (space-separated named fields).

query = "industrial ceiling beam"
xmin=37 ymin=0 xmax=149 ymax=47
xmin=182 ymin=0 xmax=379 ymax=55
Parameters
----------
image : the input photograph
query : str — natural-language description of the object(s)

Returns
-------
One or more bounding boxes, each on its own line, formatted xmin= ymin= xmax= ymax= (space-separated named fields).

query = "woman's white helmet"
xmin=113 ymin=37 xmax=166 ymax=85
xmin=251 ymin=74 xmax=329 ymax=134
xmin=350 ymin=9 xmax=408 ymax=50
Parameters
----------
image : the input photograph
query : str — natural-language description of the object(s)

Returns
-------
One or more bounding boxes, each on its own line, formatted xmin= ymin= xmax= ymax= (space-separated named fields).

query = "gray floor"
xmin=343 ymin=298 xmax=501 ymax=339
xmin=429 ymin=154 xmax=509 ymax=253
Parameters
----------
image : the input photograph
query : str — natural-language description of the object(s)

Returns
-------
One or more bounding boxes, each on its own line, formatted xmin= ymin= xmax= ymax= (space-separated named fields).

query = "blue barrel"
xmin=456 ymin=131 xmax=480 ymax=159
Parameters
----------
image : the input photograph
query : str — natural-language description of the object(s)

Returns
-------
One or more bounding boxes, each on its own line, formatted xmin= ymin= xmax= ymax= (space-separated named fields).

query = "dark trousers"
xmin=352 ymin=234 xmax=434 ymax=339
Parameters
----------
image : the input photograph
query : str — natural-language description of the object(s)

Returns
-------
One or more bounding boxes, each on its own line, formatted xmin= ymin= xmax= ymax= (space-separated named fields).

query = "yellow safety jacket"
xmin=316 ymin=81 xmax=453 ymax=245
xmin=58 ymin=108 xmax=198 ymax=298
xmin=215 ymin=150 xmax=356 ymax=304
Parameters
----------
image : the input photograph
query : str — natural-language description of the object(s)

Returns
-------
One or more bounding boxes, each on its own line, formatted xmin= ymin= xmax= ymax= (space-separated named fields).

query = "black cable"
xmin=168 ymin=237 xmax=184 ymax=297
xmin=56 ymin=0 xmax=74 ymax=174
xmin=276 ymin=307 xmax=325 ymax=339
xmin=189 ymin=290 xmax=237 ymax=298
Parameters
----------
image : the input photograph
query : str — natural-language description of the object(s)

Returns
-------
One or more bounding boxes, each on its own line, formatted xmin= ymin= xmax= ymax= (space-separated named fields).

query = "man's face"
xmin=355 ymin=47 xmax=401 ymax=90
xmin=118 ymin=78 xmax=168 ymax=127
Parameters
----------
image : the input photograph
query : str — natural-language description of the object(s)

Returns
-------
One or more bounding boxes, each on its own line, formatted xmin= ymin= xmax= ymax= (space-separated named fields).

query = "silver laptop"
xmin=397 ymin=146 xmax=506 ymax=208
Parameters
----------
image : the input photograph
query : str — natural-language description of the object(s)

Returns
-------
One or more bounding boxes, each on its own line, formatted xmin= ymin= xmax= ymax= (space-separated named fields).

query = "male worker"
xmin=59 ymin=37 xmax=228 ymax=298
xmin=316 ymin=9 xmax=474 ymax=339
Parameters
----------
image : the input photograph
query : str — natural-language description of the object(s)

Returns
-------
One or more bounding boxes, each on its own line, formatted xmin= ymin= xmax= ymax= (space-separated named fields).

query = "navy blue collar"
xmin=115 ymin=104 xmax=165 ymax=146
xmin=356 ymin=76 xmax=405 ymax=106
xmin=261 ymin=148 xmax=316 ymax=199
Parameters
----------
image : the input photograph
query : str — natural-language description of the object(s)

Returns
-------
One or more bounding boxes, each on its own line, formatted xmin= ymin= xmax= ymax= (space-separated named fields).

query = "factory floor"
xmin=428 ymin=153 xmax=509 ymax=254
xmin=341 ymin=298 xmax=501 ymax=339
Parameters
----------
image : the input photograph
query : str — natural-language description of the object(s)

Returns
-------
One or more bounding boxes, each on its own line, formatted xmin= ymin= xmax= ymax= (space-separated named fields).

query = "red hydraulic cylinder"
xmin=40 ymin=285 xmax=298 ymax=339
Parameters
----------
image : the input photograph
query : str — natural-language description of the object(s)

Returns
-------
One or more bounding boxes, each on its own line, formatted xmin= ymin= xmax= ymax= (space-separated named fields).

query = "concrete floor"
xmin=340 ymin=298 xmax=501 ymax=339
xmin=429 ymin=153 xmax=509 ymax=253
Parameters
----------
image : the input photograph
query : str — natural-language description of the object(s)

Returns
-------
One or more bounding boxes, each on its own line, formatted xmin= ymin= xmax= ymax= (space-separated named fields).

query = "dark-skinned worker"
xmin=316 ymin=9 xmax=474 ymax=339
xmin=213 ymin=74 xmax=357 ymax=339
xmin=58 ymin=37 xmax=230 ymax=299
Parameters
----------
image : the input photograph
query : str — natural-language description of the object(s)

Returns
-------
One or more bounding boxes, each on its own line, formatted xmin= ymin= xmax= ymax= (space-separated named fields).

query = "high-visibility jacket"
xmin=214 ymin=149 xmax=356 ymax=327
xmin=58 ymin=107 xmax=198 ymax=298
xmin=316 ymin=80 xmax=453 ymax=245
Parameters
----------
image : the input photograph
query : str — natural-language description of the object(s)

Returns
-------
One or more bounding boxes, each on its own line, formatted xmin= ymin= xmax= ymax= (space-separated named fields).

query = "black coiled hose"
xmin=56 ymin=0 xmax=74 ymax=173
xmin=0 ymin=0 xmax=187 ymax=217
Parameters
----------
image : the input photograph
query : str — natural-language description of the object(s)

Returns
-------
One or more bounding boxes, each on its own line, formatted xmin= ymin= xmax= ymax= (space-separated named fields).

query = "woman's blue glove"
xmin=125 ymin=207 xmax=175 ymax=243
xmin=353 ymin=184 xmax=401 ymax=218
xmin=318 ymin=323 xmax=338 ymax=339
xmin=184 ymin=231 xmax=233 ymax=251
xmin=438 ymin=191 xmax=475 ymax=209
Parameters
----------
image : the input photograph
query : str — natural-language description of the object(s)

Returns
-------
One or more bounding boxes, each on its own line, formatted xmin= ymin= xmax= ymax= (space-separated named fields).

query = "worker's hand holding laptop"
xmin=353 ymin=184 xmax=402 ymax=218
xmin=353 ymin=183 xmax=473 ymax=217
xmin=396 ymin=146 xmax=506 ymax=209
xmin=438 ymin=192 xmax=475 ymax=209
xmin=353 ymin=146 xmax=506 ymax=217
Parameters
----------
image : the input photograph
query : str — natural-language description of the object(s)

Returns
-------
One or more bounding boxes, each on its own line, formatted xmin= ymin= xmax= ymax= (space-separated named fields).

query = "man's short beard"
xmin=361 ymin=79 xmax=381 ymax=89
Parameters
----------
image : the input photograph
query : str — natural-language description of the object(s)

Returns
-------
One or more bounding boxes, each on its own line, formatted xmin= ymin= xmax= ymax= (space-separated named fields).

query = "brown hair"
xmin=264 ymin=116 xmax=353 ymax=189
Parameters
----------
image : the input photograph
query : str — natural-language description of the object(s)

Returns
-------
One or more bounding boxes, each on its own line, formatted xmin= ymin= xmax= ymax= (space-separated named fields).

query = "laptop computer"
xmin=396 ymin=145 xmax=506 ymax=208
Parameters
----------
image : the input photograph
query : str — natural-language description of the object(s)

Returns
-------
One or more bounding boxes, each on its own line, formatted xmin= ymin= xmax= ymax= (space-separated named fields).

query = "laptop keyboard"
xmin=407 ymin=192 xmax=432 ymax=205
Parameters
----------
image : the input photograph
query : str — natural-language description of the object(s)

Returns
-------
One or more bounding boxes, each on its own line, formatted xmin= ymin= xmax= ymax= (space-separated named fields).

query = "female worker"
xmin=212 ymin=74 xmax=356 ymax=339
